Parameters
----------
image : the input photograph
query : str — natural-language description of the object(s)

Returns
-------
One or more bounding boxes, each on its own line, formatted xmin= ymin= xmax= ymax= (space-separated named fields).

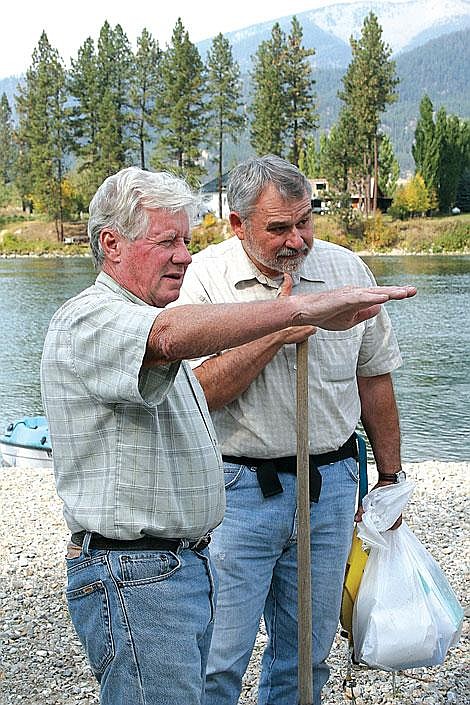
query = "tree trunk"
xmin=373 ymin=136 xmax=378 ymax=214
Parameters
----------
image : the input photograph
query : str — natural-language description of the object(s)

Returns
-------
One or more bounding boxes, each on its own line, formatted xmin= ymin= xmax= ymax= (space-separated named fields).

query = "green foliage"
xmin=250 ymin=17 xmax=317 ymax=164
xmin=152 ymin=18 xmax=207 ymax=180
xmin=338 ymin=12 xmax=398 ymax=214
xmin=129 ymin=28 xmax=162 ymax=169
xmin=206 ymin=33 xmax=245 ymax=217
xmin=364 ymin=211 xmax=400 ymax=250
xmin=378 ymin=134 xmax=399 ymax=196
xmin=0 ymin=93 xmax=16 ymax=184
xmin=283 ymin=17 xmax=318 ymax=166
xmin=250 ymin=23 xmax=288 ymax=156
xmin=15 ymin=32 xmax=69 ymax=239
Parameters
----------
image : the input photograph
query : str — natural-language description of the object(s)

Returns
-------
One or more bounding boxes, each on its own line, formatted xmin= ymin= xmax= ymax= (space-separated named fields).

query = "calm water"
xmin=0 ymin=255 xmax=469 ymax=461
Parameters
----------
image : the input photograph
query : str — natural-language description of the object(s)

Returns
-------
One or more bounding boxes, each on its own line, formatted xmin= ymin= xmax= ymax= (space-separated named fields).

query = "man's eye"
xmin=297 ymin=217 xmax=311 ymax=227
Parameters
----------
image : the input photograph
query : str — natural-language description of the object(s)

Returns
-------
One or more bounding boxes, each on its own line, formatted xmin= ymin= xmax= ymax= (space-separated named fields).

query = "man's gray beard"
xmin=245 ymin=239 xmax=309 ymax=274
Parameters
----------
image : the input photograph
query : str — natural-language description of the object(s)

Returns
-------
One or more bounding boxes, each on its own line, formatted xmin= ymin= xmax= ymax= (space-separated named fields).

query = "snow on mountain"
xmin=298 ymin=0 xmax=470 ymax=54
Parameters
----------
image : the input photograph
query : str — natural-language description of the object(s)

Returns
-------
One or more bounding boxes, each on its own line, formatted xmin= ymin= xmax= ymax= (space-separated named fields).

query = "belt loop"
xmin=82 ymin=531 xmax=93 ymax=557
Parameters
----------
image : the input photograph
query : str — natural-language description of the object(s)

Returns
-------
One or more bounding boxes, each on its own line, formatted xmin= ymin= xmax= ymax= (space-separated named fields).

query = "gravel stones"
xmin=0 ymin=461 xmax=468 ymax=704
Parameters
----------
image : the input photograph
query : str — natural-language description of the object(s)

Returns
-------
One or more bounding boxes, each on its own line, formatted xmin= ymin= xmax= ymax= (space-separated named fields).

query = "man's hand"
xmin=295 ymin=285 xmax=417 ymax=331
xmin=278 ymin=273 xmax=316 ymax=344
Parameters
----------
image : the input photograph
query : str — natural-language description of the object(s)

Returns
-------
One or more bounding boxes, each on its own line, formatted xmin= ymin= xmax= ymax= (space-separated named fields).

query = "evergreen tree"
xmin=378 ymin=134 xmax=399 ymax=196
xmin=283 ymin=17 xmax=318 ymax=166
xmin=15 ymin=32 xmax=69 ymax=238
xmin=153 ymin=18 xmax=207 ymax=181
xmin=412 ymin=94 xmax=439 ymax=199
xmin=95 ymin=22 xmax=133 ymax=183
xmin=250 ymin=23 xmax=288 ymax=156
xmin=338 ymin=12 xmax=398 ymax=214
xmin=322 ymin=110 xmax=362 ymax=194
xmin=206 ymin=33 xmax=245 ymax=217
xmin=0 ymin=93 xmax=16 ymax=184
xmin=298 ymin=135 xmax=320 ymax=178
xmin=68 ymin=36 xmax=101 ymax=202
xmin=129 ymin=28 xmax=161 ymax=170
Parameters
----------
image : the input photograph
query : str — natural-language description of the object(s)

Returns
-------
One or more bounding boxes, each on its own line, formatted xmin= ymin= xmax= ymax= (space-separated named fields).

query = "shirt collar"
xmin=95 ymin=271 xmax=151 ymax=307
xmin=229 ymin=238 xmax=325 ymax=288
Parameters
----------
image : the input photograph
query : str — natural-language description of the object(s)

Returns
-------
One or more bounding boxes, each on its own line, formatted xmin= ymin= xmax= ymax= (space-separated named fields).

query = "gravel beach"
xmin=1 ymin=461 xmax=468 ymax=705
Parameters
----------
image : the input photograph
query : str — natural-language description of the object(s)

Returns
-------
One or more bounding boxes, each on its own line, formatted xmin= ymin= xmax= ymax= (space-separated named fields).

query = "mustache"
xmin=276 ymin=244 xmax=309 ymax=258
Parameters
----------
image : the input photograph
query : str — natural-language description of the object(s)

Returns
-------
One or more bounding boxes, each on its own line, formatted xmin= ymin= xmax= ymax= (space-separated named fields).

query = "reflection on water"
xmin=0 ymin=255 xmax=469 ymax=462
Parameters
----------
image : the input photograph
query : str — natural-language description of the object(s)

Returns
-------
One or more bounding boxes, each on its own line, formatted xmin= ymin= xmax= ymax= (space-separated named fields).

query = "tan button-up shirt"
xmin=177 ymin=237 xmax=402 ymax=457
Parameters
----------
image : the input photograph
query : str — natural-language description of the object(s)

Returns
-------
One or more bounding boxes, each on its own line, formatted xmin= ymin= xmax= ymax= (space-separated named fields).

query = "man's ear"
xmin=100 ymin=228 xmax=121 ymax=262
xmin=229 ymin=212 xmax=246 ymax=241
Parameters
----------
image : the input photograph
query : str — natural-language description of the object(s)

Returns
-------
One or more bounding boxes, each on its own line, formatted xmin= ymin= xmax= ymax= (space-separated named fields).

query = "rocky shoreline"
xmin=0 ymin=461 xmax=468 ymax=705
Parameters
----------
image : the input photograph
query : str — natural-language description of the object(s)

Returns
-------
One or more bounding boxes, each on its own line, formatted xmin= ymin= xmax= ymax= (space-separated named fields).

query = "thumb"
xmin=278 ymin=273 xmax=293 ymax=298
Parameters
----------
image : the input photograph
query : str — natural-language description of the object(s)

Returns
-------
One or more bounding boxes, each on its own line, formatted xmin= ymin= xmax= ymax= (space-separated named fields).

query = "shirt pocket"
xmin=313 ymin=328 xmax=363 ymax=382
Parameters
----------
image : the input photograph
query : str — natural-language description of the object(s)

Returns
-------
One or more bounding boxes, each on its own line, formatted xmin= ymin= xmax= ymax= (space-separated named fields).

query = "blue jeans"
xmin=204 ymin=458 xmax=358 ymax=705
xmin=65 ymin=533 xmax=217 ymax=705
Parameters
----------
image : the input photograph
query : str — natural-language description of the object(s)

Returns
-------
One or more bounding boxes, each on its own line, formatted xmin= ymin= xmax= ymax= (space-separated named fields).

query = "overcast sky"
xmin=0 ymin=0 xmax=357 ymax=77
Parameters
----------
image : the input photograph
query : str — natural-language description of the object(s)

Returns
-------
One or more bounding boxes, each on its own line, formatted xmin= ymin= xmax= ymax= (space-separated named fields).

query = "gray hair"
xmin=227 ymin=155 xmax=312 ymax=221
xmin=87 ymin=167 xmax=200 ymax=267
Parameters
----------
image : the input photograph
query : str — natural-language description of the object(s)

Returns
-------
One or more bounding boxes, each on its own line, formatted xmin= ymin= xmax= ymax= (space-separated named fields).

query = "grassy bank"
xmin=0 ymin=212 xmax=469 ymax=256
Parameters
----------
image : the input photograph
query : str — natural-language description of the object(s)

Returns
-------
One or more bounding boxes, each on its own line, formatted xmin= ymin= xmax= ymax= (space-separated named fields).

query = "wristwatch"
xmin=377 ymin=469 xmax=407 ymax=483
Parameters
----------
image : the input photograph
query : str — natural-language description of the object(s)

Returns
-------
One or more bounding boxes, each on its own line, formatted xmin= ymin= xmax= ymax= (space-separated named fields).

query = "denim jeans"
xmin=65 ymin=532 xmax=217 ymax=705
xmin=204 ymin=458 xmax=358 ymax=705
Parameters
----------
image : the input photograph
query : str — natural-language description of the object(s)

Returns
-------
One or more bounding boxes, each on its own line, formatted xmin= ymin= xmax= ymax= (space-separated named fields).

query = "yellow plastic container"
xmin=340 ymin=526 xmax=369 ymax=643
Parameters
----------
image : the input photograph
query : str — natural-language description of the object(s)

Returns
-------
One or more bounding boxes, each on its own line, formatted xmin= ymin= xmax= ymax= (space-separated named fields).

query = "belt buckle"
xmin=192 ymin=534 xmax=211 ymax=550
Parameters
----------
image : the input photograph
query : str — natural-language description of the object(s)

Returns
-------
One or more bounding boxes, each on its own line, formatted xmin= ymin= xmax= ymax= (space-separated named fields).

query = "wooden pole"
xmin=296 ymin=339 xmax=313 ymax=705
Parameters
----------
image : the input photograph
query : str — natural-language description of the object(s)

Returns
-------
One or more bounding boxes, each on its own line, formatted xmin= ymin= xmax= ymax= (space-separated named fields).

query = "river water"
xmin=0 ymin=254 xmax=469 ymax=461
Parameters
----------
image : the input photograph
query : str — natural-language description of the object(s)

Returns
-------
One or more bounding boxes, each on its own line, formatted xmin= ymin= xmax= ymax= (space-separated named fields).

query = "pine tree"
xmin=153 ymin=18 xmax=207 ymax=181
xmin=283 ymin=17 xmax=318 ymax=166
xmin=206 ymin=33 xmax=245 ymax=217
xmin=68 ymin=36 xmax=101 ymax=202
xmin=322 ymin=110 xmax=362 ymax=194
xmin=0 ymin=93 xmax=16 ymax=184
xmin=129 ymin=28 xmax=162 ymax=170
xmin=338 ymin=12 xmax=398 ymax=214
xmin=15 ymin=32 xmax=69 ymax=238
xmin=95 ymin=23 xmax=133 ymax=183
xmin=378 ymin=134 xmax=399 ymax=196
xmin=412 ymin=95 xmax=439 ymax=200
xmin=250 ymin=23 xmax=288 ymax=156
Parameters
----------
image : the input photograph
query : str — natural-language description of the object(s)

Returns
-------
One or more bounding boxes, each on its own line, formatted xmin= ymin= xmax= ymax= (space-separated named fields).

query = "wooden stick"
xmin=296 ymin=339 xmax=313 ymax=705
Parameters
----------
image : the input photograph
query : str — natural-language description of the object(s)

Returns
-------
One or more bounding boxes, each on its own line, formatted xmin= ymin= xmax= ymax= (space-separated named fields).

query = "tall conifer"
xmin=250 ymin=23 xmax=287 ymax=157
xmin=129 ymin=28 xmax=161 ymax=170
xmin=0 ymin=93 xmax=16 ymax=184
xmin=15 ymin=32 xmax=68 ymax=238
xmin=284 ymin=17 xmax=318 ymax=166
xmin=206 ymin=33 xmax=245 ymax=217
xmin=153 ymin=19 xmax=207 ymax=181
xmin=338 ymin=13 xmax=398 ymax=213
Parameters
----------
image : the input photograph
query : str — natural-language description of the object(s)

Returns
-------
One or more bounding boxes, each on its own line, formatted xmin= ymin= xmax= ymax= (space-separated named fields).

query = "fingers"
xmin=373 ymin=286 xmax=417 ymax=299
xmin=277 ymin=273 xmax=293 ymax=298
xmin=352 ymin=304 xmax=383 ymax=324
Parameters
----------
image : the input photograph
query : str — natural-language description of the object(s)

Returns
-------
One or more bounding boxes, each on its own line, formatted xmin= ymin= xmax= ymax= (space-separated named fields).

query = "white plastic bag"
xmin=353 ymin=483 xmax=464 ymax=671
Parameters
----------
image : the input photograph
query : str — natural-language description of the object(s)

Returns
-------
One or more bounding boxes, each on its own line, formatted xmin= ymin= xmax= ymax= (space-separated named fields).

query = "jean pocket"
xmin=66 ymin=580 xmax=114 ymax=679
xmin=119 ymin=551 xmax=182 ymax=585
xmin=223 ymin=463 xmax=245 ymax=490
xmin=343 ymin=456 xmax=359 ymax=483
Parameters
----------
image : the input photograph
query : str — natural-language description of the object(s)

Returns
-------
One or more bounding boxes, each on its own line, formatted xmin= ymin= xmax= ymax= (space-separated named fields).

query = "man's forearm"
xmin=144 ymin=286 xmax=416 ymax=367
xmin=193 ymin=332 xmax=289 ymax=410
xmin=357 ymin=373 xmax=402 ymax=473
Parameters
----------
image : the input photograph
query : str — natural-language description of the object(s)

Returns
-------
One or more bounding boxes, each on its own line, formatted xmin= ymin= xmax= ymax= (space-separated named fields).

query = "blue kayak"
xmin=0 ymin=415 xmax=53 ymax=468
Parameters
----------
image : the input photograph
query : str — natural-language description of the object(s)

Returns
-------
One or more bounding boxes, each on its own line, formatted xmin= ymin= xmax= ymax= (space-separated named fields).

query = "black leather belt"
xmin=223 ymin=433 xmax=358 ymax=503
xmin=71 ymin=531 xmax=211 ymax=552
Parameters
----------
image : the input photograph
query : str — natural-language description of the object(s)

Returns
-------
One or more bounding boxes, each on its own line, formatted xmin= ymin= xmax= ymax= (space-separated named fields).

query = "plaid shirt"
xmin=41 ymin=272 xmax=224 ymax=540
xmin=177 ymin=237 xmax=403 ymax=457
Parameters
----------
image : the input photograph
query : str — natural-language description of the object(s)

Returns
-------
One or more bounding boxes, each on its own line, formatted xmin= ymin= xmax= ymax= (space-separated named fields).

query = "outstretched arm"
xmin=143 ymin=285 xmax=416 ymax=367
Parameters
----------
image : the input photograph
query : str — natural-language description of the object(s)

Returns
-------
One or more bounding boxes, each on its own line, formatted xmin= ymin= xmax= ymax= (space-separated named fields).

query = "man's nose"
xmin=285 ymin=227 xmax=305 ymax=250
xmin=172 ymin=242 xmax=192 ymax=265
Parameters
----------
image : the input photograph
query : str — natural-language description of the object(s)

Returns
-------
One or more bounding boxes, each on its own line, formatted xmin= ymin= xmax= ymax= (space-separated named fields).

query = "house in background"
xmin=200 ymin=173 xmax=230 ymax=219
xmin=309 ymin=178 xmax=330 ymax=214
